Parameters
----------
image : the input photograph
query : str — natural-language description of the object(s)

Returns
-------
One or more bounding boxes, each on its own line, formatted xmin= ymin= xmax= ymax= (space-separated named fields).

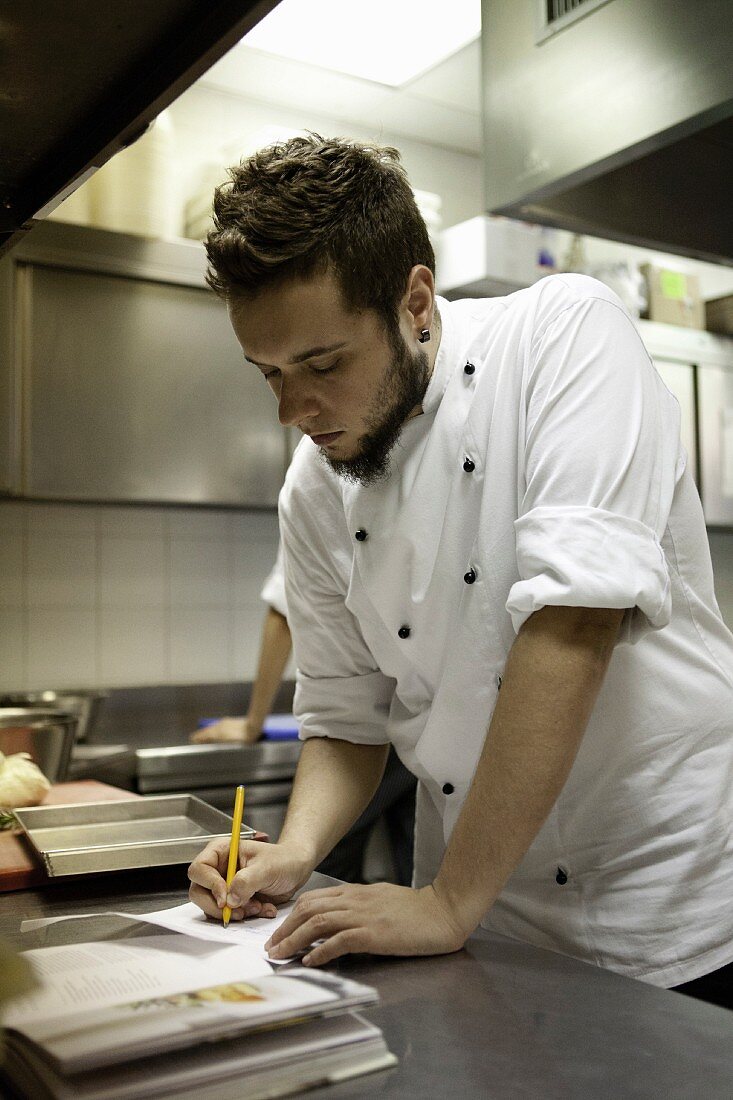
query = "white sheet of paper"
xmin=21 ymin=901 xmax=298 ymax=960
xmin=139 ymin=900 xmax=294 ymax=946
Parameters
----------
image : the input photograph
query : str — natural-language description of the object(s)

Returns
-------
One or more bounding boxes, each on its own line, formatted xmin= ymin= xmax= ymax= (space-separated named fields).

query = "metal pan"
xmin=0 ymin=708 xmax=78 ymax=782
xmin=13 ymin=794 xmax=255 ymax=877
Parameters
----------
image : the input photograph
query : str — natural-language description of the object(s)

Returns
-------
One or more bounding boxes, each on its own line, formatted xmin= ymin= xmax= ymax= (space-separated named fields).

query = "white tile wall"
xmin=98 ymin=605 xmax=168 ymax=686
xmin=169 ymin=538 xmax=231 ymax=607
xmin=99 ymin=537 xmax=168 ymax=607
xmin=169 ymin=605 xmax=233 ymax=683
xmin=27 ymin=606 xmax=97 ymax=686
xmin=0 ymin=608 xmax=25 ymax=687
xmin=0 ymin=501 xmax=280 ymax=691
xmin=27 ymin=536 xmax=97 ymax=607
xmin=233 ymin=600 xmax=272 ymax=680
xmin=3 ymin=499 xmax=732 ymax=693
xmin=0 ymin=530 xmax=23 ymax=606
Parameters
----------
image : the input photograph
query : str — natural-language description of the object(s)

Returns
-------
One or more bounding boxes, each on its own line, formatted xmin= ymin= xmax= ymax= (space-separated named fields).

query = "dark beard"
xmin=322 ymin=331 xmax=431 ymax=486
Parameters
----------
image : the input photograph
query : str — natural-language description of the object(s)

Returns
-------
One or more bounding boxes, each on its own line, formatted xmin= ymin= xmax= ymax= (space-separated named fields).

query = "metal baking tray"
xmin=13 ymin=794 xmax=256 ymax=877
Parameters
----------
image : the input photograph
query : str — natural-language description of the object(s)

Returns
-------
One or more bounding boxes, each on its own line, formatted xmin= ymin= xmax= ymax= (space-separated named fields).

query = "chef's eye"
xmin=311 ymin=359 xmax=340 ymax=375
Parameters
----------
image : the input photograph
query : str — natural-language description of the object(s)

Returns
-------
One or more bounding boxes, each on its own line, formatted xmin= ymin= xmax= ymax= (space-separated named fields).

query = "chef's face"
xmin=228 ymin=267 xmax=433 ymax=484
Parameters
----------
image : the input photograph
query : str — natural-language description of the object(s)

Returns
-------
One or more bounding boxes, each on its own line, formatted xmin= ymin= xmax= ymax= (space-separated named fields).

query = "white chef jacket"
xmin=260 ymin=543 xmax=288 ymax=617
xmin=278 ymin=274 xmax=733 ymax=987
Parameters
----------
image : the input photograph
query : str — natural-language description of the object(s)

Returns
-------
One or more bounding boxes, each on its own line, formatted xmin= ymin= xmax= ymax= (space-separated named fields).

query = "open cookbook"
xmin=0 ymin=933 xmax=396 ymax=1099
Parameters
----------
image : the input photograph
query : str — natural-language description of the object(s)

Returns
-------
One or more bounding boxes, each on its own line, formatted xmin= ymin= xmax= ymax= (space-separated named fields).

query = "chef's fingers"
xmin=264 ymin=890 xmax=346 ymax=949
xmin=266 ymin=904 xmax=352 ymax=960
xmin=302 ymin=929 xmax=366 ymax=967
xmin=190 ymin=718 xmax=247 ymax=744
xmin=268 ymin=913 xmax=364 ymax=964
xmin=187 ymin=837 xmax=237 ymax=904
xmin=187 ymin=839 xmax=283 ymax=920
xmin=225 ymin=843 xmax=305 ymax=908
xmin=187 ymin=881 xmax=266 ymax=921
xmin=252 ymin=897 xmax=279 ymax=918
xmin=188 ymin=881 xmax=244 ymax=919
xmin=189 ymin=728 xmax=212 ymax=743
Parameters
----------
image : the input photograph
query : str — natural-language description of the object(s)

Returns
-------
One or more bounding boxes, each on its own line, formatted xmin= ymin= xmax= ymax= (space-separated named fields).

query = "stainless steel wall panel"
xmin=21 ymin=263 xmax=286 ymax=504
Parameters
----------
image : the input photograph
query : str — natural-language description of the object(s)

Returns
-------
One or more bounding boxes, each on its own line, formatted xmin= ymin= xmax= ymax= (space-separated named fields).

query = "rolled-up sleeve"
xmin=260 ymin=542 xmax=288 ymax=617
xmin=279 ymin=482 xmax=394 ymax=745
xmin=506 ymin=286 xmax=678 ymax=642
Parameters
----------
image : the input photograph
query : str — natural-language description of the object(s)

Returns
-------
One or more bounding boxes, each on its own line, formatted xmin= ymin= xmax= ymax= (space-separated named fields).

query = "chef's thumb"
xmin=226 ymin=856 xmax=258 ymax=908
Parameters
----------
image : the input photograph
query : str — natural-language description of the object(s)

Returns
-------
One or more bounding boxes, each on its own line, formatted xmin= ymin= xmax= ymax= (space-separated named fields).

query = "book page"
xmin=3 ymin=934 xmax=271 ymax=1030
xmin=35 ymin=971 xmax=345 ymax=1072
xmin=4 ymin=940 xmax=376 ymax=1076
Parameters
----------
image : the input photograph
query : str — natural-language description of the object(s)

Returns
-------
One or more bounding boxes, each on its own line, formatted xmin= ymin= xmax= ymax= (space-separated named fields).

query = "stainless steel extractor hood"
xmin=0 ymin=0 xmax=279 ymax=257
xmin=481 ymin=0 xmax=733 ymax=265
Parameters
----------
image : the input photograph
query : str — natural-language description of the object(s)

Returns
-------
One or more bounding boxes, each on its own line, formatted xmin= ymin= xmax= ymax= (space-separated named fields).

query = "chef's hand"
xmin=187 ymin=837 xmax=313 ymax=921
xmin=264 ymin=882 xmax=466 ymax=966
xmin=189 ymin=717 xmax=262 ymax=744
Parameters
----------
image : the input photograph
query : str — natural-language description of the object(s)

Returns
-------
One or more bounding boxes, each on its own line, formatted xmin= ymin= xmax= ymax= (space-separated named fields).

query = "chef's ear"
xmin=403 ymin=265 xmax=435 ymax=342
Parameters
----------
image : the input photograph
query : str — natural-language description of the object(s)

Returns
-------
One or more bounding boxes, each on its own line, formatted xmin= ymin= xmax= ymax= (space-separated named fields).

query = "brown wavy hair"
xmin=205 ymin=134 xmax=435 ymax=329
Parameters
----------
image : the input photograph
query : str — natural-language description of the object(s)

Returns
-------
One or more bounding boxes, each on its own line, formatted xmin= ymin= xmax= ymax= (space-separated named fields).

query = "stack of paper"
xmin=0 ymin=929 xmax=396 ymax=1099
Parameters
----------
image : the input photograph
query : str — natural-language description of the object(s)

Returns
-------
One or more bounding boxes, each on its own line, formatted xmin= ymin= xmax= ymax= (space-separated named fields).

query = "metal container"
xmin=14 ymin=794 xmax=255 ymax=876
xmin=134 ymin=740 xmax=301 ymax=840
xmin=0 ymin=690 xmax=108 ymax=742
xmin=0 ymin=708 xmax=78 ymax=783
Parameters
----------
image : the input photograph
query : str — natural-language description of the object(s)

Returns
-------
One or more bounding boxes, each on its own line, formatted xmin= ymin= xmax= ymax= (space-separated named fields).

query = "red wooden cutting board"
xmin=0 ymin=781 xmax=141 ymax=892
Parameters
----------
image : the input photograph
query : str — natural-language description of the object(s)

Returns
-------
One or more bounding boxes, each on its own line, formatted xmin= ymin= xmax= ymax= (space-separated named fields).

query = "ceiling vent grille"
xmin=537 ymin=0 xmax=614 ymax=41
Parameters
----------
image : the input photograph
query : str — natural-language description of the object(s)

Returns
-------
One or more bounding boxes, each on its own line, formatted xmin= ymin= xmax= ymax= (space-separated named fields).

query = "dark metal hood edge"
xmin=0 ymin=1 xmax=279 ymax=257
xmin=481 ymin=0 xmax=733 ymax=265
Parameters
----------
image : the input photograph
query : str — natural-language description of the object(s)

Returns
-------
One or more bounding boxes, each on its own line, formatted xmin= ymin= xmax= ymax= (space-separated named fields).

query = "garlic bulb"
xmin=0 ymin=751 xmax=51 ymax=810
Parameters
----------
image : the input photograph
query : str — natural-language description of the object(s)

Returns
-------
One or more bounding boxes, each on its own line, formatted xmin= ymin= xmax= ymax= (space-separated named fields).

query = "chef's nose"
xmin=277 ymin=376 xmax=319 ymax=428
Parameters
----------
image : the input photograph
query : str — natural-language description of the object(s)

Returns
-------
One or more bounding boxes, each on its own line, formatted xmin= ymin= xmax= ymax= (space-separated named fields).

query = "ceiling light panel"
xmin=243 ymin=0 xmax=481 ymax=87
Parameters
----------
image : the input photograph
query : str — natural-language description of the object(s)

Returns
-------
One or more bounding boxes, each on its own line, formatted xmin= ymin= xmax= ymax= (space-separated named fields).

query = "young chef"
xmin=188 ymin=135 xmax=733 ymax=1006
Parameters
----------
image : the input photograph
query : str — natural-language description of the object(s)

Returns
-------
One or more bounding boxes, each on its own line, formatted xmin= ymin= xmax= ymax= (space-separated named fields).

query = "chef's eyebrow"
xmin=246 ymin=342 xmax=348 ymax=369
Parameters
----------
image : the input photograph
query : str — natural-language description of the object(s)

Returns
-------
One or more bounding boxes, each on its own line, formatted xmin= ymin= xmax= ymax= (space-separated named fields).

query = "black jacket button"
xmin=398 ymin=625 xmax=411 ymax=639
xmin=462 ymin=457 xmax=475 ymax=472
xmin=442 ymin=782 xmax=454 ymax=795
xmin=555 ymin=867 xmax=568 ymax=885
xmin=355 ymin=528 xmax=368 ymax=541
xmin=464 ymin=569 xmax=476 ymax=584
xmin=464 ymin=362 xmax=475 ymax=376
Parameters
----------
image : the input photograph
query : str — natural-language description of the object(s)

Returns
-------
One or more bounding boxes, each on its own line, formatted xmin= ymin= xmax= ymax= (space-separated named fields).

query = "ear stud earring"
xmin=418 ymin=328 xmax=431 ymax=343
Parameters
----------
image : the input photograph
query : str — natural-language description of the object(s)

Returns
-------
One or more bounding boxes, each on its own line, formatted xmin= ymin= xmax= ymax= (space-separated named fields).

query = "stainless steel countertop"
xmin=135 ymin=739 xmax=302 ymax=790
xmin=1 ymin=869 xmax=731 ymax=1097
xmin=68 ymin=737 xmax=302 ymax=792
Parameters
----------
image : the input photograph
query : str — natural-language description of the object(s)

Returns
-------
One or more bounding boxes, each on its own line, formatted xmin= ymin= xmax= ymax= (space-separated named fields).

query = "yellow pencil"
xmin=222 ymin=784 xmax=245 ymax=928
